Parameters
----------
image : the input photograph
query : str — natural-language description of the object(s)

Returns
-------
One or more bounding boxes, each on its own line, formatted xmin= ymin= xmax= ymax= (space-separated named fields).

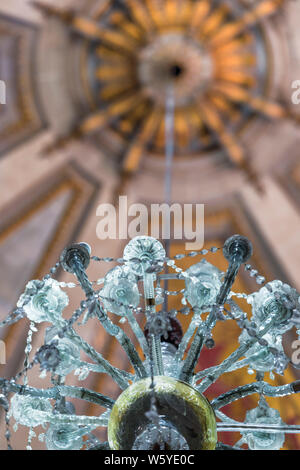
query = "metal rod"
xmin=163 ymin=86 xmax=175 ymax=312
xmin=164 ymin=86 xmax=175 ymax=211
xmin=217 ymin=423 xmax=300 ymax=434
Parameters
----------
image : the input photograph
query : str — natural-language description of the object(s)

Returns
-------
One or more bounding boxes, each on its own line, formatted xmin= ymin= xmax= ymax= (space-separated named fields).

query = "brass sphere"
xmin=108 ymin=376 xmax=217 ymax=450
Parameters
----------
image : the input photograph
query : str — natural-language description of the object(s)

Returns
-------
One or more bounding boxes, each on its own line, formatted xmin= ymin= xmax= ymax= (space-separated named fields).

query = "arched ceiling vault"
xmin=1 ymin=0 xmax=300 ymax=450
xmin=31 ymin=0 xmax=300 ymax=189
xmin=0 ymin=0 xmax=300 ymax=322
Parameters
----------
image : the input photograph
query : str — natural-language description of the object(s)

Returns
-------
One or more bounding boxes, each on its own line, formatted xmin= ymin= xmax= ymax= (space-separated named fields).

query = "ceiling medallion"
xmin=33 ymin=0 xmax=299 ymax=183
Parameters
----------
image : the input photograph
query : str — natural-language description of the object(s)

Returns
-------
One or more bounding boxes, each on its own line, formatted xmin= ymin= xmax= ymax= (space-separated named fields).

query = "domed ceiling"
xmin=1 ymin=0 xmax=300 ymax=450
xmin=32 ymin=0 xmax=300 ymax=187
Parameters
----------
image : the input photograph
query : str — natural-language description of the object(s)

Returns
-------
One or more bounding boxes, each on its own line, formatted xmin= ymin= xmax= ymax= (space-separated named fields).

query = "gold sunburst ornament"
xmin=34 ymin=0 xmax=296 ymax=182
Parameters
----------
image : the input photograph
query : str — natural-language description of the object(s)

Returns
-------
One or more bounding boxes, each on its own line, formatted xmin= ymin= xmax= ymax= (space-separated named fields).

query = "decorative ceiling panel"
xmin=0 ymin=14 xmax=46 ymax=155
xmin=277 ymin=156 xmax=300 ymax=209
xmin=0 ymin=162 xmax=101 ymax=377
xmin=32 ymin=0 xmax=300 ymax=188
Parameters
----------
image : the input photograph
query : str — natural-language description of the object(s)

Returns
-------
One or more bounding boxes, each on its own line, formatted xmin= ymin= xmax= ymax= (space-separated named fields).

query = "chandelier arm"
xmin=177 ymin=297 xmax=247 ymax=369
xmin=217 ymin=423 xmax=300 ymax=434
xmin=57 ymin=385 xmax=115 ymax=409
xmin=124 ymin=307 xmax=149 ymax=356
xmin=76 ymin=361 xmax=133 ymax=380
xmin=95 ymin=304 xmax=147 ymax=378
xmin=215 ymin=410 xmax=242 ymax=424
xmin=0 ymin=378 xmax=115 ymax=409
xmin=211 ymin=380 xmax=300 ymax=410
xmin=178 ymin=327 xmax=205 ymax=383
xmin=197 ymin=314 xmax=279 ymax=393
xmin=215 ymin=442 xmax=245 ymax=450
xmin=149 ymin=333 xmax=164 ymax=376
xmin=143 ymin=270 xmax=164 ymax=376
xmin=179 ymin=235 xmax=252 ymax=383
xmin=0 ymin=309 xmax=26 ymax=328
xmin=87 ymin=441 xmax=110 ymax=450
xmin=234 ymin=438 xmax=246 ymax=448
xmin=51 ymin=318 xmax=129 ymax=389
xmin=206 ymin=238 xmax=250 ymax=326
xmin=45 ymin=412 xmax=108 ymax=428
xmin=193 ymin=357 xmax=250 ymax=384
xmin=96 ymin=291 xmax=149 ymax=355
xmin=72 ymin=257 xmax=147 ymax=379
xmin=175 ymin=309 xmax=204 ymax=362
xmin=157 ymin=273 xmax=181 ymax=281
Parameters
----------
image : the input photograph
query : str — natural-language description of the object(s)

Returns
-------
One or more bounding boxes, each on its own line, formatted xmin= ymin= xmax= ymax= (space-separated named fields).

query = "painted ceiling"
xmin=0 ymin=0 xmax=300 ymax=449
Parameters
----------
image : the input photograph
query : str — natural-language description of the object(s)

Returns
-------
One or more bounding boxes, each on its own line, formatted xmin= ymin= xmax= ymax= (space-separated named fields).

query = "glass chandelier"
xmin=0 ymin=233 xmax=300 ymax=450
xmin=1 ymin=1 xmax=300 ymax=448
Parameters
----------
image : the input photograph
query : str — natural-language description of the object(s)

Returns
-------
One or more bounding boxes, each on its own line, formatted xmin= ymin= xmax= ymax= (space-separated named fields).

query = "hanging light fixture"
xmin=1 ymin=0 xmax=300 ymax=452
xmin=0 ymin=233 xmax=300 ymax=450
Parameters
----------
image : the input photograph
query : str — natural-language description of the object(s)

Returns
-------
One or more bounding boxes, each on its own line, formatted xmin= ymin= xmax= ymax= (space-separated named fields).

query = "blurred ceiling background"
xmin=0 ymin=0 xmax=300 ymax=449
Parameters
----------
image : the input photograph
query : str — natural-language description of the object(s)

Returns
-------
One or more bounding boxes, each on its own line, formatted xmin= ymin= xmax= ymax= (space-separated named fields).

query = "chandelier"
xmin=1 ymin=0 xmax=300 ymax=451
xmin=33 ymin=0 xmax=300 ymax=184
xmin=0 ymin=233 xmax=300 ymax=450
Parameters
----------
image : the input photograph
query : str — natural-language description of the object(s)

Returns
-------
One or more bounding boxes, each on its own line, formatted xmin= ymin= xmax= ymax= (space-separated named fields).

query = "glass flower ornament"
xmin=9 ymin=394 xmax=52 ymax=427
xmin=17 ymin=278 xmax=69 ymax=323
xmin=123 ymin=236 xmax=166 ymax=277
xmin=99 ymin=265 xmax=140 ymax=316
xmin=238 ymin=330 xmax=285 ymax=374
xmin=241 ymin=399 xmax=285 ymax=450
xmin=248 ymin=280 xmax=300 ymax=334
xmin=44 ymin=326 xmax=81 ymax=375
xmin=184 ymin=260 xmax=223 ymax=309
xmin=45 ymin=423 xmax=86 ymax=450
